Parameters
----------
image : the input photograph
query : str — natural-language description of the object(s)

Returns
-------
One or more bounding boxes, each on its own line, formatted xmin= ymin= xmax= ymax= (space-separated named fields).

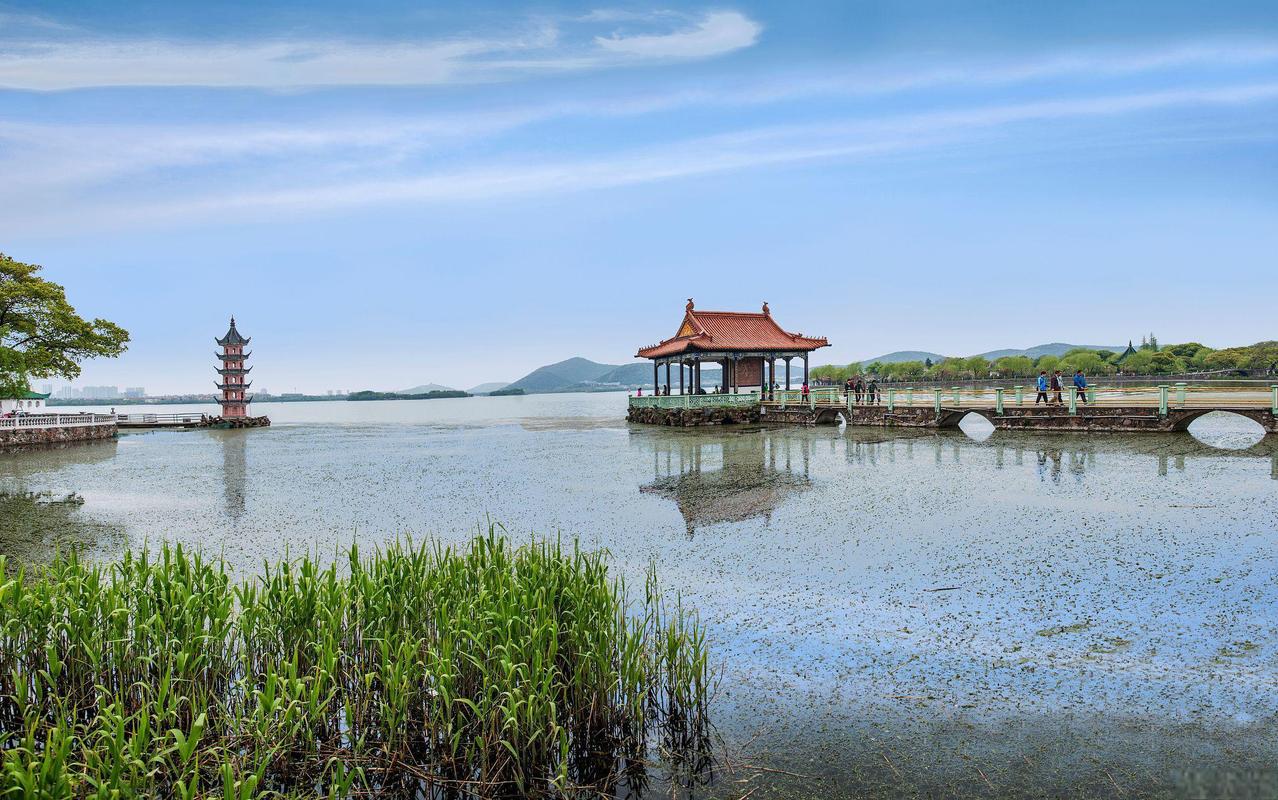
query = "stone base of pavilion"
xmin=627 ymin=403 xmax=760 ymax=427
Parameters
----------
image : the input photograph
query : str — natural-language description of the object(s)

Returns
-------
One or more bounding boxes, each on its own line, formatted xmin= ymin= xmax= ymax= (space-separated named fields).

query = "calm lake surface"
xmin=4 ymin=393 xmax=1277 ymax=798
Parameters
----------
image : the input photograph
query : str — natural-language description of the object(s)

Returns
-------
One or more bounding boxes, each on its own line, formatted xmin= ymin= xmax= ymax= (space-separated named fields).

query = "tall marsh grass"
xmin=0 ymin=528 xmax=712 ymax=798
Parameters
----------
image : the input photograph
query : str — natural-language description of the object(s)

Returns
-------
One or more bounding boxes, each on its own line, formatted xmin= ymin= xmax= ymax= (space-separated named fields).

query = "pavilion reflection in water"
xmin=639 ymin=429 xmax=814 ymax=536
xmin=636 ymin=426 xmax=1277 ymax=529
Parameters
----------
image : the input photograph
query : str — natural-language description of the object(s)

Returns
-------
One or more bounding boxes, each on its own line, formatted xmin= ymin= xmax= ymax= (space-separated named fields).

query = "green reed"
xmin=0 ymin=527 xmax=712 ymax=798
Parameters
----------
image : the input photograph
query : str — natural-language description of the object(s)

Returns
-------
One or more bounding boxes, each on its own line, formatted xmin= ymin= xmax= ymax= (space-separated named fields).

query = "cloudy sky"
xmin=2 ymin=0 xmax=1275 ymax=393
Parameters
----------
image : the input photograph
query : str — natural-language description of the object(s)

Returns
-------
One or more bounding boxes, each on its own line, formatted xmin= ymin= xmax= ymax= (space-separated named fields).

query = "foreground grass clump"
xmin=0 ymin=529 xmax=711 ymax=798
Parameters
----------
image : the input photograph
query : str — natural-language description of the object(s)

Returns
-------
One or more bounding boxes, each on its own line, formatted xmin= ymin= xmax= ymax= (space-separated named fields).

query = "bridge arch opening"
xmin=957 ymin=412 xmax=995 ymax=442
xmin=1185 ymin=411 xmax=1266 ymax=450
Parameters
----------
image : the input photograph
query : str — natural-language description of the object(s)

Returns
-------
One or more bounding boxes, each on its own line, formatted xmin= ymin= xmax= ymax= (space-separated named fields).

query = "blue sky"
xmin=2 ymin=1 xmax=1276 ymax=393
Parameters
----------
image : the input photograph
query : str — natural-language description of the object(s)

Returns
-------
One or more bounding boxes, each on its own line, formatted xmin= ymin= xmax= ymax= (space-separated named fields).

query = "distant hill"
xmin=467 ymin=382 xmax=510 ymax=395
xmin=506 ymin=357 xmax=721 ymax=394
xmin=397 ymin=382 xmax=457 ymax=394
xmin=857 ymin=350 xmax=945 ymax=365
xmin=976 ymin=343 xmax=1124 ymax=360
xmin=857 ymin=343 xmax=1124 ymax=365
xmin=505 ymin=357 xmax=616 ymax=393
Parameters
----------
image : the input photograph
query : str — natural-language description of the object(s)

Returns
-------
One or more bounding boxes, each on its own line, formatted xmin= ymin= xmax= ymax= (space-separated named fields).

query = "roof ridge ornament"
xmin=686 ymin=298 xmax=694 ymax=312
xmin=762 ymin=301 xmax=769 ymax=316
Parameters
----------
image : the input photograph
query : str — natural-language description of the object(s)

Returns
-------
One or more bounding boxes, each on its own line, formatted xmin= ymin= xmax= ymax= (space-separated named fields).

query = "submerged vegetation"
xmin=0 ymin=530 xmax=712 ymax=798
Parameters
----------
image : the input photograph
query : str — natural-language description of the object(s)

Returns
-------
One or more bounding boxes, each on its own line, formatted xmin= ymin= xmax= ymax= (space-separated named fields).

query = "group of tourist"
xmin=1036 ymin=369 xmax=1089 ymax=405
xmin=843 ymin=376 xmax=881 ymax=404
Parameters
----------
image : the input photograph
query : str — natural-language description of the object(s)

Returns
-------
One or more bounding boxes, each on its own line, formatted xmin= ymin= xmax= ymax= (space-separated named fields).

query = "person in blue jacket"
xmin=1035 ymin=371 xmax=1049 ymax=405
xmin=1073 ymin=370 xmax=1088 ymax=404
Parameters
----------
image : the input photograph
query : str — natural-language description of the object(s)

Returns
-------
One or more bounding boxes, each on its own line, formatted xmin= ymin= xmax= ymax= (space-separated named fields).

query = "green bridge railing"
xmin=630 ymin=384 xmax=1278 ymax=418
xmin=629 ymin=393 xmax=759 ymax=410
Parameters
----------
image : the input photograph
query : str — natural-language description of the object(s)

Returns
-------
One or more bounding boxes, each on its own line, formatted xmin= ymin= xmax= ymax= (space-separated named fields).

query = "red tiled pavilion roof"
xmin=636 ymin=300 xmax=829 ymax=359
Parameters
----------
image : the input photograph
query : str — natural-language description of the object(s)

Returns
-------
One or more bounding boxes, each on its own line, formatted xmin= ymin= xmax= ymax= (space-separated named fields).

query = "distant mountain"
xmin=976 ymin=343 xmax=1125 ymax=360
xmin=505 ymin=357 xmax=616 ymax=393
xmin=595 ymin=362 xmax=721 ymax=387
xmin=397 ymin=383 xmax=457 ymax=394
xmin=857 ymin=350 xmax=946 ymax=365
xmin=467 ymin=382 xmax=510 ymax=395
xmin=506 ymin=357 xmax=722 ymax=394
xmin=857 ymin=343 xmax=1123 ymax=365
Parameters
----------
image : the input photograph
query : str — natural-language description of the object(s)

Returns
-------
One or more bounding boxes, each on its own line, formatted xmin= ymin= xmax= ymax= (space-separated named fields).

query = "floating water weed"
xmin=0 ymin=527 xmax=713 ymax=798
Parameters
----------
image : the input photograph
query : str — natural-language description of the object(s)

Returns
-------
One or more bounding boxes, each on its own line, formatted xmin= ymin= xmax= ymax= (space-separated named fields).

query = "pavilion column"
xmin=803 ymin=354 xmax=809 ymax=385
xmin=679 ymin=361 xmax=684 ymax=395
xmin=769 ymin=358 xmax=775 ymax=398
xmin=664 ymin=362 xmax=670 ymax=394
xmin=653 ymin=362 xmax=659 ymax=395
xmin=785 ymin=358 xmax=792 ymax=391
xmin=693 ymin=360 xmax=700 ymax=393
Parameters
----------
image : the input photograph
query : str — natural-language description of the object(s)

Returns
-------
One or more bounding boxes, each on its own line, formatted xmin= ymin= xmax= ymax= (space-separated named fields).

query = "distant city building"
xmin=124 ymin=387 xmax=146 ymax=398
xmin=82 ymin=385 xmax=121 ymax=399
xmin=215 ymin=317 xmax=253 ymax=418
xmin=39 ymin=383 xmax=53 ymax=395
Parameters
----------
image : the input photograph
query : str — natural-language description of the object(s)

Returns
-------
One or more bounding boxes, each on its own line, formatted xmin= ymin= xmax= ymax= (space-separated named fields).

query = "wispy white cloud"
xmin=0 ymin=9 xmax=763 ymax=90
xmin=594 ymin=10 xmax=760 ymax=59
xmin=5 ymin=81 xmax=1273 ymax=232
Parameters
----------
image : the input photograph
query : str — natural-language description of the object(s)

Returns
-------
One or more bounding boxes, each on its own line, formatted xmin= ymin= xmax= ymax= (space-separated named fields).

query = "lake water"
xmin=4 ymin=393 xmax=1277 ymax=798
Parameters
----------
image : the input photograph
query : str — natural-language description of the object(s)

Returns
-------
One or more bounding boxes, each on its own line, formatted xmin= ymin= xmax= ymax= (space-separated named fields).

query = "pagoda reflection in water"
xmin=639 ymin=430 xmax=814 ymax=537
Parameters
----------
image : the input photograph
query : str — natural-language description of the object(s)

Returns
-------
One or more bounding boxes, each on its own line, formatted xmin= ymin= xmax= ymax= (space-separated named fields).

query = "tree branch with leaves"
xmin=0 ymin=253 xmax=129 ymax=397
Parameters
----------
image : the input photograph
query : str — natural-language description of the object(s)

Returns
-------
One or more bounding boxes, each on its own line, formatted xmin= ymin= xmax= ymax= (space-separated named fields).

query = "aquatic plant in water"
xmin=0 ymin=527 xmax=712 ymax=798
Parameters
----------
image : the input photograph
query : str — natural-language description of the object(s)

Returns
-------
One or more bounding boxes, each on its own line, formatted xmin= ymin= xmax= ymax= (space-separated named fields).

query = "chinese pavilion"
xmin=636 ymin=300 xmax=829 ymax=397
xmin=215 ymin=317 xmax=253 ymax=418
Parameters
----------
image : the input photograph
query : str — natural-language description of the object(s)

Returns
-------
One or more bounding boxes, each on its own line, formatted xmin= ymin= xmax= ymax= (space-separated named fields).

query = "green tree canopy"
xmin=0 ymin=253 xmax=129 ymax=397
xmin=1059 ymin=351 xmax=1112 ymax=376
xmin=994 ymin=355 xmax=1034 ymax=376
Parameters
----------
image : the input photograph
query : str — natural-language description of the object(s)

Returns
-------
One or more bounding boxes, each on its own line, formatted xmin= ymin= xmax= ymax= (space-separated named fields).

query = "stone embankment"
xmin=627 ymin=405 xmax=759 ymax=426
xmin=0 ymin=422 xmax=116 ymax=447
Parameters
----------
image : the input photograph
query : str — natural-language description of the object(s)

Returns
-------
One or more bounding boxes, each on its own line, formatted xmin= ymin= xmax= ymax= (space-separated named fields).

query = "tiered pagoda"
xmin=215 ymin=317 xmax=253 ymax=418
xmin=636 ymin=299 xmax=829 ymax=397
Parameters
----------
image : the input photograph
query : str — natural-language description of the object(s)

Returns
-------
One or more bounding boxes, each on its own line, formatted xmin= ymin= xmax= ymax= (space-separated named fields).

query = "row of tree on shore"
xmin=812 ymin=339 xmax=1278 ymax=384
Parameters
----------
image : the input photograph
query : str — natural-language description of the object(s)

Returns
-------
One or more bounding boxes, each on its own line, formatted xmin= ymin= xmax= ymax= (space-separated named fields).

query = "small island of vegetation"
xmin=347 ymin=389 xmax=471 ymax=401
xmin=487 ymin=386 xmax=526 ymax=396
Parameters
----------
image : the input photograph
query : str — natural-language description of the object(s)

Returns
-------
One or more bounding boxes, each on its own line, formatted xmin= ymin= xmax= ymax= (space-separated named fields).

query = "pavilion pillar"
xmin=785 ymin=357 xmax=792 ymax=391
xmin=803 ymin=354 xmax=809 ymax=385
xmin=664 ymin=362 xmax=670 ymax=395
xmin=653 ymin=362 xmax=659 ymax=395
xmin=769 ymin=357 xmax=776 ymax=398
xmin=694 ymin=360 xmax=700 ymax=393
xmin=679 ymin=361 xmax=684 ymax=395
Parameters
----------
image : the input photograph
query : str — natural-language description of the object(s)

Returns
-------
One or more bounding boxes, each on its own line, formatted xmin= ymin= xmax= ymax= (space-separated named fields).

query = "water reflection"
xmin=0 ymin=439 xmax=125 ymax=565
xmin=214 ymin=430 xmax=248 ymax=521
xmin=639 ymin=429 xmax=814 ymax=536
xmin=636 ymin=424 xmax=1278 ymax=533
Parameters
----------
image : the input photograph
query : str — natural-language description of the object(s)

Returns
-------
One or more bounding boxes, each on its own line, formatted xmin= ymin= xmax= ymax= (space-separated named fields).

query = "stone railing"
xmin=0 ymin=413 xmax=116 ymax=429
xmin=629 ymin=393 xmax=760 ymax=410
